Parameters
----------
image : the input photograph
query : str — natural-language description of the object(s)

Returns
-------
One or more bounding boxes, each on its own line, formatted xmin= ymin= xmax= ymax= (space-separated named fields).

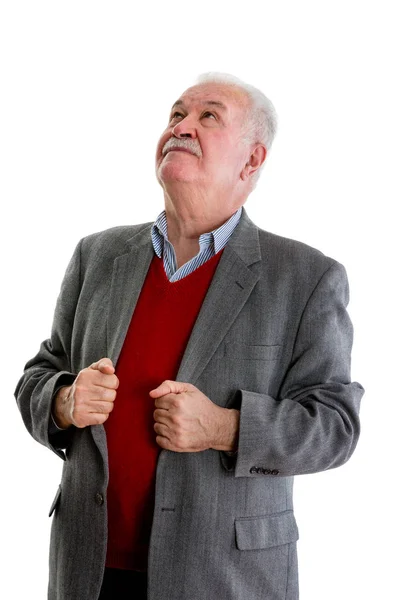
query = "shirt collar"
xmin=151 ymin=206 xmax=243 ymax=258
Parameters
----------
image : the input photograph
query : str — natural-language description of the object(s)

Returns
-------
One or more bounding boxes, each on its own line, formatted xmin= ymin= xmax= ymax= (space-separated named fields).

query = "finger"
xmin=153 ymin=422 xmax=170 ymax=436
xmin=153 ymin=395 xmax=177 ymax=410
xmin=155 ymin=435 xmax=174 ymax=451
xmin=70 ymin=402 xmax=114 ymax=427
xmin=74 ymin=381 xmax=117 ymax=403
xmin=88 ymin=401 xmax=115 ymax=415
xmin=92 ymin=372 xmax=119 ymax=390
xmin=153 ymin=408 xmax=170 ymax=423
xmin=78 ymin=413 xmax=111 ymax=427
xmin=74 ymin=383 xmax=117 ymax=406
xmin=90 ymin=358 xmax=115 ymax=374
xmin=149 ymin=380 xmax=190 ymax=398
xmin=90 ymin=387 xmax=117 ymax=403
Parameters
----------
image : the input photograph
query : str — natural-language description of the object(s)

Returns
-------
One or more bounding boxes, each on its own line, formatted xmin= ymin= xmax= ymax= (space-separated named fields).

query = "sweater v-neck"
xmin=152 ymin=248 xmax=225 ymax=288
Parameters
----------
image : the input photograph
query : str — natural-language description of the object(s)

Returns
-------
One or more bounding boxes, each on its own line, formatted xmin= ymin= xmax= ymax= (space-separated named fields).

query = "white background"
xmin=1 ymin=1 xmax=399 ymax=598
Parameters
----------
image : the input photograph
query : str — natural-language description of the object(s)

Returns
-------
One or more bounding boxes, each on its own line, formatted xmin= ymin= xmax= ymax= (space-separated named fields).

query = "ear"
xmin=240 ymin=144 xmax=267 ymax=181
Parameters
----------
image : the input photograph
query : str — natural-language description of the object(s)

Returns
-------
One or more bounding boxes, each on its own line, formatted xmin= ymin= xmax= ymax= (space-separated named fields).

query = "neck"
xmin=163 ymin=185 xmax=243 ymax=241
xmin=160 ymin=187 xmax=243 ymax=269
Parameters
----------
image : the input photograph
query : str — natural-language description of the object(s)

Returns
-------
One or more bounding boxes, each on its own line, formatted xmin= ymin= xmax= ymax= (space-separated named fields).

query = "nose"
xmin=172 ymin=117 xmax=196 ymax=139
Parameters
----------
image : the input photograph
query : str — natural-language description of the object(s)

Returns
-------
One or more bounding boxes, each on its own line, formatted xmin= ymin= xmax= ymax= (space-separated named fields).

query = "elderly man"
xmin=15 ymin=72 xmax=364 ymax=600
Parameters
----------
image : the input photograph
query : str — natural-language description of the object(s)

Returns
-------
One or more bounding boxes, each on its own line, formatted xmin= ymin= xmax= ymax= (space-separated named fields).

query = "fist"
xmin=53 ymin=358 xmax=119 ymax=428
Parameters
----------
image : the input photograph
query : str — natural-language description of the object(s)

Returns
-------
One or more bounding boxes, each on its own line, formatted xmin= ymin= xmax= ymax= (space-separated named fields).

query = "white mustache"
xmin=162 ymin=138 xmax=202 ymax=158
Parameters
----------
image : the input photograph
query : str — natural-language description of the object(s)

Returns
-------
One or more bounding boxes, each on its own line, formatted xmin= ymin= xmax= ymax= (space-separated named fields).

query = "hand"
xmin=52 ymin=358 xmax=119 ymax=428
xmin=149 ymin=380 xmax=227 ymax=452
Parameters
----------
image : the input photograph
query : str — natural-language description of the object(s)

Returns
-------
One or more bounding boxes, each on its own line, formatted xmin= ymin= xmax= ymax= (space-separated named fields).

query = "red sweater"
xmin=104 ymin=249 xmax=224 ymax=571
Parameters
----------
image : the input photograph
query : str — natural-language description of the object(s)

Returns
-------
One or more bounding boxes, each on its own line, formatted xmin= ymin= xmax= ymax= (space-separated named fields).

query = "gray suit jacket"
xmin=15 ymin=207 xmax=364 ymax=600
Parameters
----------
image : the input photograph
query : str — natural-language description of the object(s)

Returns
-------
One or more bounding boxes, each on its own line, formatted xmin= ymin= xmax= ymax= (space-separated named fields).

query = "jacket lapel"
xmin=106 ymin=224 xmax=155 ymax=365
xmin=176 ymin=207 xmax=261 ymax=384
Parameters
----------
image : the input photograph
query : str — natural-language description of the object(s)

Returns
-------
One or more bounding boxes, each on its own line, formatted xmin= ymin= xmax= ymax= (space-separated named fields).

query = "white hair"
xmin=194 ymin=72 xmax=278 ymax=189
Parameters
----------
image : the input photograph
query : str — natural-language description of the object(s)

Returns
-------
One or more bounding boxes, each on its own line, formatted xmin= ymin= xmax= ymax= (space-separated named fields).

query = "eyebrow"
xmin=170 ymin=99 xmax=228 ymax=113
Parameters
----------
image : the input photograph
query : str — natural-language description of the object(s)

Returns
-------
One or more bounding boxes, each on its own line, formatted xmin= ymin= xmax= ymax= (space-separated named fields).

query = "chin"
xmin=157 ymin=161 xmax=196 ymax=185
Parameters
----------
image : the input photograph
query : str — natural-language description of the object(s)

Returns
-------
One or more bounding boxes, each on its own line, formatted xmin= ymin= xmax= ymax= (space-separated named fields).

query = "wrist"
xmin=52 ymin=386 xmax=73 ymax=429
xmin=211 ymin=408 xmax=240 ymax=452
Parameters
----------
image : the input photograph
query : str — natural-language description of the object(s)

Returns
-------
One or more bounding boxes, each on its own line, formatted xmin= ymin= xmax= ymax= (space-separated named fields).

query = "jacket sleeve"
xmin=14 ymin=239 xmax=83 ymax=461
xmin=225 ymin=260 xmax=364 ymax=478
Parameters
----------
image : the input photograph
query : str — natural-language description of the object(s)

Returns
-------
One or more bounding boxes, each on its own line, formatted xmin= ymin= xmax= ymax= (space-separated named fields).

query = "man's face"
xmin=155 ymin=83 xmax=251 ymax=194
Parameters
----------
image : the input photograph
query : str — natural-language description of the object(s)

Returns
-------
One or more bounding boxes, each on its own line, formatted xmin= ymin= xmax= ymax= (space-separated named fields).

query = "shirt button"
xmin=95 ymin=492 xmax=104 ymax=506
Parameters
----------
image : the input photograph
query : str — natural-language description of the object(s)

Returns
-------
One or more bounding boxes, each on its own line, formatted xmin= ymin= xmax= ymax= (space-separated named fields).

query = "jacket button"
xmin=271 ymin=469 xmax=280 ymax=475
xmin=95 ymin=492 xmax=104 ymax=506
xmin=262 ymin=468 xmax=272 ymax=475
xmin=256 ymin=467 xmax=263 ymax=474
xmin=249 ymin=466 xmax=257 ymax=474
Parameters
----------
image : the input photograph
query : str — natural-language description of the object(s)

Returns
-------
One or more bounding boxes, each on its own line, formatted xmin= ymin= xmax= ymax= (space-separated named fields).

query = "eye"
xmin=170 ymin=111 xmax=183 ymax=120
xmin=170 ymin=111 xmax=217 ymax=122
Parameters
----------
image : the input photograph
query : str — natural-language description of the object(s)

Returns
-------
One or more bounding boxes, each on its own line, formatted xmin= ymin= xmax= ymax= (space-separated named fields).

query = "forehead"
xmin=171 ymin=83 xmax=249 ymax=115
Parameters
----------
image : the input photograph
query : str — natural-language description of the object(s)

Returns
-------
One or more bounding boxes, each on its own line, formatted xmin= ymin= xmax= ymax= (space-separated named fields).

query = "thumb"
xmin=90 ymin=357 xmax=115 ymax=374
xmin=149 ymin=380 xmax=191 ymax=398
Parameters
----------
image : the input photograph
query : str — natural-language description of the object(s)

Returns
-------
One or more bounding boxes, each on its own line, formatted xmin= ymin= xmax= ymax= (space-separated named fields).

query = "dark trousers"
xmin=98 ymin=567 xmax=148 ymax=600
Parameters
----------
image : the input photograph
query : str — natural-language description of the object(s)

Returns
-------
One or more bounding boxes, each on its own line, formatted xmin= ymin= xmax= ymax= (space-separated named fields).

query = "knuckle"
xmin=98 ymin=388 xmax=109 ymax=400
xmin=104 ymin=389 xmax=116 ymax=402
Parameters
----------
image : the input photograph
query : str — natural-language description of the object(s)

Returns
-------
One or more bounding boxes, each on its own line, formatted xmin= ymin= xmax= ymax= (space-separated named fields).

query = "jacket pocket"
xmin=225 ymin=343 xmax=282 ymax=361
xmin=48 ymin=485 xmax=62 ymax=517
xmin=235 ymin=510 xmax=299 ymax=550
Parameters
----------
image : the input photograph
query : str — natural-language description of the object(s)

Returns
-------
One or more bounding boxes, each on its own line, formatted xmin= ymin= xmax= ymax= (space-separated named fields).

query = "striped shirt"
xmin=151 ymin=206 xmax=243 ymax=281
